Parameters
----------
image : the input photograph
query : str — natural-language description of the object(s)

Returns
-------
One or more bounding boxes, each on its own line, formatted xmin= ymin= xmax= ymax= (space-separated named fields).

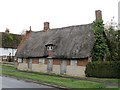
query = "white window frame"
xmin=18 ymin=58 xmax=23 ymax=63
xmin=71 ymin=60 xmax=77 ymax=66
xmin=47 ymin=46 xmax=53 ymax=51
xmin=39 ymin=58 xmax=45 ymax=64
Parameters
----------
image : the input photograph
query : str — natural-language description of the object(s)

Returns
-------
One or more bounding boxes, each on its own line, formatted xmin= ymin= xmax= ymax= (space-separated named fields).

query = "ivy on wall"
xmin=92 ymin=20 xmax=109 ymax=61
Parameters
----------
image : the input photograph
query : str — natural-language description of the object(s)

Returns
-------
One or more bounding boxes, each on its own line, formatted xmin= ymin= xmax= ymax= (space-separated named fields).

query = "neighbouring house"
xmin=16 ymin=10 xmax=102 ymax=77
xmin=0 ymin=29 xmax=22 ymax=62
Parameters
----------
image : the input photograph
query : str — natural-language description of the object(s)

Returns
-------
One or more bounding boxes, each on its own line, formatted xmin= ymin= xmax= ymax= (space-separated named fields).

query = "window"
xmin=39 ymin=58 xmax=45 ymax=64
xmin=71 ymin=60 xmax=77 ymax=66
xmin=47 ymin=46 xmax=53 ymax=51
xmin=2 ymin=55 xmax=7 ymax=59
xmin=18 ymin=58 xmax=23 ymax=63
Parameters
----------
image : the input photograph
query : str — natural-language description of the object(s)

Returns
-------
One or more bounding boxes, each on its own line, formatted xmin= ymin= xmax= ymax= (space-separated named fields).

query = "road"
xmin=0 ymin=76 xmax=62 ymax=90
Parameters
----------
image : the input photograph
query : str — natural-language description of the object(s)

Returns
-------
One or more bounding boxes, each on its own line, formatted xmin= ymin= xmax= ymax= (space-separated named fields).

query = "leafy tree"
xmin=92 ymin=16 xmax=120 ymax=61
xmin=92 ymin=19 xmax=109 ymax=61
xmin=104 ymin=26 xmax=120 ymax=61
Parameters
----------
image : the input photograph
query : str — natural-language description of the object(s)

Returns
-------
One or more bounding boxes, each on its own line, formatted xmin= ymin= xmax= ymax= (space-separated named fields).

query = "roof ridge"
xmin=33 ymin=23 xmax=93 ymax=33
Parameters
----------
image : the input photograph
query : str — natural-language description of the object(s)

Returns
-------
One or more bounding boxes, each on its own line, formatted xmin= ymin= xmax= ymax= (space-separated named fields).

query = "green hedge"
xmin=85 ymin=61 xmax=120 ymax=78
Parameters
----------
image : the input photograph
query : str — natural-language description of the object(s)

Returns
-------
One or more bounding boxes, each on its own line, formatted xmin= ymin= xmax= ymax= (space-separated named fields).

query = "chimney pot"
xmin=30 ymin=26 xmax=32 ymax=31
xmin=44 ymin=22 xmax=49 ymax=32
xmin=95 ymin=10 xmax=102 ymax=20
xmin=5 ymin=28 xmax=10 ymax=33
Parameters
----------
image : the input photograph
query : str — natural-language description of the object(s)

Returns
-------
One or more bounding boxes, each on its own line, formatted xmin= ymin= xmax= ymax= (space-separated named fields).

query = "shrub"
xmin=85 ymin=61 xmax=120 ymax=78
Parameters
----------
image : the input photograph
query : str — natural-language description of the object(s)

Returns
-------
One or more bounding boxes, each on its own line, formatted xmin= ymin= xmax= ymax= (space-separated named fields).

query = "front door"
xmin=60 ymin=60 xmax=67 ymax=74
xmin=28 ymin=59 xmax=32 ymax=70
xmin=47 ymin=59 xmax=53 ymax=73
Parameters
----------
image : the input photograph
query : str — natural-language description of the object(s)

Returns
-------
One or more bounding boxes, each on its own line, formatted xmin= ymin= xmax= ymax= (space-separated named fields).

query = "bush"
xmin=85 ymin=61 xmax=120 ymax=78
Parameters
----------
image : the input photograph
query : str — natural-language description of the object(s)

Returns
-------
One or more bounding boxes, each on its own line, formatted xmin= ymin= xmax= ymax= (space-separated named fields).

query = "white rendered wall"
xmin=0 ymin=48 xmax=17 ymax=56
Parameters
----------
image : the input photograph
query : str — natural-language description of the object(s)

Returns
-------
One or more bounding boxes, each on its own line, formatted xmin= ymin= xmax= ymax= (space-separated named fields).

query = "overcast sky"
xmin=0 ymin=0 xmax=119 ymax=34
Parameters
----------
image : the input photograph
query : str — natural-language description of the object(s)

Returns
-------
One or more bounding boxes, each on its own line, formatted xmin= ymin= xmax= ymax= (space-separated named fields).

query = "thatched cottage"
xmin=0 ymin=29 xmax=22 ymax=62
xmin=16 ymin=10 xmax=102 ymax=77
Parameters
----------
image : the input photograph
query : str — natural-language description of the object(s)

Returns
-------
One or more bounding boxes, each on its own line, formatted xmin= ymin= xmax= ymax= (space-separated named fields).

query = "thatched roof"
xmin=16 ymin=23 xmax=95 ymax=59
xmin=0 ymin=32 xmax=22 ymax=49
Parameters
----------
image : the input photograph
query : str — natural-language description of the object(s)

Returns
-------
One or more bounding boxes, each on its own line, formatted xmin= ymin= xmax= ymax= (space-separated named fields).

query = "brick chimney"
xmin=44 ymin=22 xmax=49 ymax=32
xmin=5 ymin=28 xmax=10 ymax=33
xmin=25 ymin=26 xmax=32 ymax=35
xmin=95 ymin=10 xmax=102 ymax=20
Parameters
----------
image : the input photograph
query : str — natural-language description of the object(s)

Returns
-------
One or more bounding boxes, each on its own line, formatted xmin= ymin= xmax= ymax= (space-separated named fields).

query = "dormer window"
xmin=47 ymin=46 xmax=53 ymax=50
xmin=45 ymin=44 xmax=54 ymax=51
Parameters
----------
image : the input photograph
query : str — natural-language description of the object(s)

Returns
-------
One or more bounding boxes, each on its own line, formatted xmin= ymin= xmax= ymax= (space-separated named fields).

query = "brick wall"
xmin=21 ymin=58 xmax=88 ymax=66
xmin=48 ymin=51 xmax=53 ymax=57
xmin=53 ymin=59 xmax=60 ymax=65
xmin=32 ymin=58 xmax=39 ymax=64
xmin=77 ymin=58 xmax=88 ymax=66
xmin=17 ymin=31 xmax=31 ymax=54
xmin=18 ymin=57 xmax=89 ymax=77
xmin=48 ymin=59 xmax=70 ymax=65
xmin=67 ymin=60 xmax=70 ymax=65
xmin=32 ymin=58 xmax=88 ymax=66
xmin=45 ymin=59 xmax=48 ymax=64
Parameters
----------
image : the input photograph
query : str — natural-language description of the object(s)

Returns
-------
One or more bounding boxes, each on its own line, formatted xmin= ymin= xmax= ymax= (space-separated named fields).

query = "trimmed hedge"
xmin=85 ymin=61 xmax=120 ymax=78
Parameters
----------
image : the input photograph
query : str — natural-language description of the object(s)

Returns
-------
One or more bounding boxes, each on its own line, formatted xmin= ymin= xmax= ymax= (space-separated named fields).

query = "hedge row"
xmin=85 ymin=61 xmax=120 ymax=78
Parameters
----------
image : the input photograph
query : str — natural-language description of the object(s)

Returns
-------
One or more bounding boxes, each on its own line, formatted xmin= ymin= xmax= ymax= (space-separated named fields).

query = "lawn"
xmin=0 ymin=64 xmax=1 ymax=75
xmin=86 ymin=77 xmax=119 ymax=83
xmin=0 ymin=65 xmax=120 ymax=90
xmin=1 ymin=65 xmax=119 ymax=89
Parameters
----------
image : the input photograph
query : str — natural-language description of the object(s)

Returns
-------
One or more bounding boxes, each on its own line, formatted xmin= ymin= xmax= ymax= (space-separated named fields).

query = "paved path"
xmin=1 ymin=76 xmax=61 ymax=90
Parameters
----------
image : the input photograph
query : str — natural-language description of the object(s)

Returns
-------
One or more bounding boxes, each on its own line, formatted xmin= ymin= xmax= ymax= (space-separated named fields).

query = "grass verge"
xmin=0 ymin=65 xmax=106 ymax=89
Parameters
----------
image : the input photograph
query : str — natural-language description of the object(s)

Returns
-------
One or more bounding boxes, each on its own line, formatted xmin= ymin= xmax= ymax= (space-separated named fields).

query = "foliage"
xmin=92 ymin=20 xmax=109 ymax=61
xmin=103 ymin=17 xmax=120 ymax=61
xmin=118 ymin=30 xmax=120 ymax=60
xmin=105 ymin=27 xmax=120 ymax=61
xmin=85 ymin=61 xmax=120 ymax=78
xmin=4 ymin=33 xmax=14 ymax=42
xmin=92 ymin=17 xmax=119 ymax=61
xmin=2 ymin=33 xmax=22 ymax=48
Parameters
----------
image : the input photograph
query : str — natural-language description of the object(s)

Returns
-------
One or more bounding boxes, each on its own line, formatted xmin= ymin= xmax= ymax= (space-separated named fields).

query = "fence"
xmin=0 ymin=56 xmax=15 ymax=62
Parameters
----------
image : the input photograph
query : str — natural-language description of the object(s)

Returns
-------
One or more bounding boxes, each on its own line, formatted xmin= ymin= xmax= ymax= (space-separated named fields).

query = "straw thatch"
xmin=16 ymin=23 xmax=94 ymax=59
